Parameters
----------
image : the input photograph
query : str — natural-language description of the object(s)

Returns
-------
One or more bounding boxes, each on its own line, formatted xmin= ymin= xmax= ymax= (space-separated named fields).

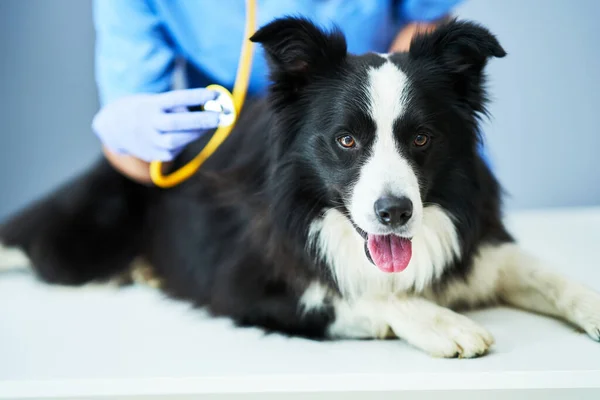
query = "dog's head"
xmin=251 ymin=17 xmax=505 ymax=273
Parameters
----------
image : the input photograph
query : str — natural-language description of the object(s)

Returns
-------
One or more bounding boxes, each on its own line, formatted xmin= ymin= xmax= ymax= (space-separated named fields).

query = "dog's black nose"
xmin=374 ymin=196 xmax=413 ymax=227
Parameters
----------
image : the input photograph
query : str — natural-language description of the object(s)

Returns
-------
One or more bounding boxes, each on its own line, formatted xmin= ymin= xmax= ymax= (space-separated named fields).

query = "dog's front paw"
xmin=569 ymin=287 xmax=600 ymax=342
xmin=419 ymin=312 xmax=494 ymax=358
xmin=390 ymin=302 xmax=495 ymax=358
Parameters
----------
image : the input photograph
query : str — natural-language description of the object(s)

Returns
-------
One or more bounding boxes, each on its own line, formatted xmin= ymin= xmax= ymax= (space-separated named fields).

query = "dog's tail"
xmin=0 ymin=158 xmax=150 ymax=285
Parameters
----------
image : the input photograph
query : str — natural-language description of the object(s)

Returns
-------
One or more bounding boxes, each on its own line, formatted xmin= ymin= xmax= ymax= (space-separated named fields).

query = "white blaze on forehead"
xmin=349 ymin=60 xmax=422 ymax=233
xmin=368 ymin=60 xmax=409 ymax=129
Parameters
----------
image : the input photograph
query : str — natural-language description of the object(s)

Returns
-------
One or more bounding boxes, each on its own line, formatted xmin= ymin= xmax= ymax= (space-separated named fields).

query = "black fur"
xmin=0 ymin=18 xmax=512 ymax=338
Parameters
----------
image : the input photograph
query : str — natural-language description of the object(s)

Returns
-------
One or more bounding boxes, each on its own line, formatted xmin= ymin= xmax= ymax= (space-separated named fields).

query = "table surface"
xmin=1 ymin=207 xmax=600 ymax=398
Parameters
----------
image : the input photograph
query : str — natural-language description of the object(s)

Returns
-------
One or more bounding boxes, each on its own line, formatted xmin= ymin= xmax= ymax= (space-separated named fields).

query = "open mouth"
xmin=353 ymin=224 xmax=413 ymax=273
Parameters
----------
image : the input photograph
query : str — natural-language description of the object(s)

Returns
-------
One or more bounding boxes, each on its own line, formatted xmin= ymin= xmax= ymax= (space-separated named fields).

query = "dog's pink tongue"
xmin=367 ymin=235 xmax=412 ymax=273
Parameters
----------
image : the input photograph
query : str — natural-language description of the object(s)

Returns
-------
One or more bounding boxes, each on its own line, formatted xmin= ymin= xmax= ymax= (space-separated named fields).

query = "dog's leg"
xmin=206 ymin=280 xmax=335 ymax=340
xmin=434 ymin=242 xmax=600 ymax=342
xmin=494 ymin=243 xmax=600 ymax=341
xmin=328 ymin=294 xmax=494 ymax=358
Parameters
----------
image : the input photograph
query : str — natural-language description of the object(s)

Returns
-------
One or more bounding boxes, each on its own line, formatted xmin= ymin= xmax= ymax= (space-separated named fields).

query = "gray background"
xmin=0 ymin=0 xmax=598 ymax=221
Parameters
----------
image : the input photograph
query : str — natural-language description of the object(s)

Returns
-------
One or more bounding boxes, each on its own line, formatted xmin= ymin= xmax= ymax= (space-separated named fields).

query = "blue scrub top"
xmin=93 ymin=0 xmax=463 ymax=106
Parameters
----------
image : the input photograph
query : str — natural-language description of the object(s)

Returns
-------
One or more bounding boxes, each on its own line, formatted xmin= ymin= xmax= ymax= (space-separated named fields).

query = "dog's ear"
xmin=409 ymin=19 xmax=506 ymax=75
xmin=250 ymin=17 xmax=347 ymax=88
xmin=409 ymin=19 xmax=505 ymax=114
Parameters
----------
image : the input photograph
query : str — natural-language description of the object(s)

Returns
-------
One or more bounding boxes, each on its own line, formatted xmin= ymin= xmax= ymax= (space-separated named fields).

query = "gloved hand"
xmin=92 ymin=88 xmax=221 ymax=162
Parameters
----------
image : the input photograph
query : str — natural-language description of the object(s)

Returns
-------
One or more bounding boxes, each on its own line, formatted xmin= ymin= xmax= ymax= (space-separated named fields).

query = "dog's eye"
xmin=413 ymin=133 xmax=429 ymax=147
xmin=337 ymin=134 xmax=356 ymax=149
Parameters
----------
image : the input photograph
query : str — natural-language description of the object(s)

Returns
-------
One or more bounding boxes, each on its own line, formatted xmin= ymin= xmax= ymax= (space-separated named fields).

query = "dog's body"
xmin=1 ymin=18 xmax=599 ymax=357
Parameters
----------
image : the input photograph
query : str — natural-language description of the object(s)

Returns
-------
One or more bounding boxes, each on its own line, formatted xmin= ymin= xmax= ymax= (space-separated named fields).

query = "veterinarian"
xmin=92 ymin=0 xmax=464 ymax=183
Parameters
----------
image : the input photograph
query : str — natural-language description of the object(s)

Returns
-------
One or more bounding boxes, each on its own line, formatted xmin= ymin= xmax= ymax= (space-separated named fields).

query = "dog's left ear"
xmin=250 ymin=17 xmax=347 ymax=88
xmin=409 ymin=19 xmax=506 ymax=75
xmin=409 ymin=19 xmax=505 ymax=113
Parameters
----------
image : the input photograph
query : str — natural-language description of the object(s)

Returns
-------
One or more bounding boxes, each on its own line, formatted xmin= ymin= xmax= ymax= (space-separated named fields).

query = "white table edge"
xmin=2 ymin=370 xmax=600 ymax=398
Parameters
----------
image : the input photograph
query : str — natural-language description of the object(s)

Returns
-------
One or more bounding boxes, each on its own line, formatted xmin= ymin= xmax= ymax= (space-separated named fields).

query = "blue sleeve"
xmin=397 ymin=0 xmax=464 ymax=22
xmin=93 ymin=0 xmax=176 ymax=106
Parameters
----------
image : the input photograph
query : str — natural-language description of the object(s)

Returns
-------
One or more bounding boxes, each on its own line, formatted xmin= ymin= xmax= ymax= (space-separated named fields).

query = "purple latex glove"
xmin=92 ymin=88 xmax=221 ymax=162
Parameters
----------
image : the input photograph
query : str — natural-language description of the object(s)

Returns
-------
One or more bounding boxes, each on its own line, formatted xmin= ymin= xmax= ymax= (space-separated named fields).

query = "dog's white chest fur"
xmin=308 ymin=205 xmax=461 ymax=299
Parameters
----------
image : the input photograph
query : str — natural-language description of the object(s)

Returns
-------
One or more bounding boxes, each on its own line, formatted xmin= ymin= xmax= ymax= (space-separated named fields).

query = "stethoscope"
xmin=150 ymin=0 xmax=257 ymax=188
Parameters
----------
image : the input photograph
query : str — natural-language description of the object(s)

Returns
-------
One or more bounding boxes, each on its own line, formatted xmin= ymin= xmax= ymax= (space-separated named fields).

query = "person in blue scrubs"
xmin=91 ymin=0 xmax=464 ymax=183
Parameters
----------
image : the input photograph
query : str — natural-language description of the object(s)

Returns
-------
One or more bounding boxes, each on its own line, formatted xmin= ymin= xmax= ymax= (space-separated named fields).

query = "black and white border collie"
xmin=1 ymin=17 xmax=599 ymax=358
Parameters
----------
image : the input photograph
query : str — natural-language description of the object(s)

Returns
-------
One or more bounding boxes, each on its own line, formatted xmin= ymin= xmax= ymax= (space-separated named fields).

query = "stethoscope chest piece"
xmin=204 ymin=84 xmax=236 ymax=127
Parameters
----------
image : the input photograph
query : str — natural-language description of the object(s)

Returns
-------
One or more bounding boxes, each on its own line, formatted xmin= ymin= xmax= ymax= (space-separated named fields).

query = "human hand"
xmin=389 ymin=21 xmax=441 ymax=53
xmin=92 ymin=88 xmax=221 ymax=162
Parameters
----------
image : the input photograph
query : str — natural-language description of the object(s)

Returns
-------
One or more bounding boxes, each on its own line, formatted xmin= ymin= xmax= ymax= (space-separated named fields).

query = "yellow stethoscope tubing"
xmin=149 ymin=0 xmax=257 ymax=188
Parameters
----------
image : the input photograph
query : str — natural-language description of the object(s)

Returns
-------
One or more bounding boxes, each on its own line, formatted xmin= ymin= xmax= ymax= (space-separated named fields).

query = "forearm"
xmin=103 ymin=147 xmax=153 ymax=184
xmin=389 ymin=16 xmax=450 ymax=52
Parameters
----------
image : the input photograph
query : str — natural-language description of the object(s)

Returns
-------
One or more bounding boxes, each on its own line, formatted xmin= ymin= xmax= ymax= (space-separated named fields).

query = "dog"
xmin=1 ymin=17 xmax=599 ymax=358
